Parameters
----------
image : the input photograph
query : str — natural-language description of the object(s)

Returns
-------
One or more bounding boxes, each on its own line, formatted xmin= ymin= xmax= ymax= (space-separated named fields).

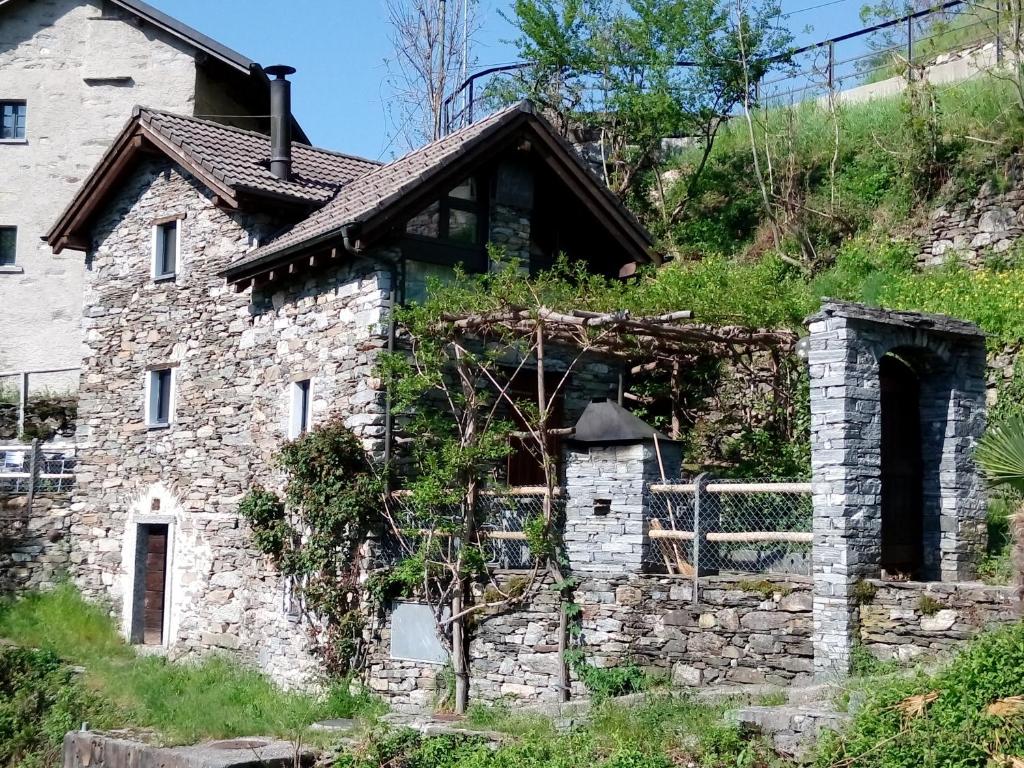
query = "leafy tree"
xmin=496 ymin=0 xmax=792 ymax=225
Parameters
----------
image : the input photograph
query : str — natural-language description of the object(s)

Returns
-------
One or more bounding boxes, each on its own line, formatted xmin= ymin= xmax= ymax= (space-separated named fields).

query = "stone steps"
xmin=728 ymin=702 xmax=851 ymax=761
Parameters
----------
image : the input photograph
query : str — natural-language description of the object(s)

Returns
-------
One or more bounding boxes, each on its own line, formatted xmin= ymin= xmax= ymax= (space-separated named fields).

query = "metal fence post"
xmin=692 ymin=473 xmax=709 ymax=605
xmin=907 ymin=16 xmax=915 ymax=79
xmin=17 ymin=371 xmax=28 ymax=438
xmin=26 ymin=438 xmax=39 ymax=515
xmin=996 ymin=0 xmax=1004 ymax=65
xmin=827 ymin=41 xmax=835 ymax=90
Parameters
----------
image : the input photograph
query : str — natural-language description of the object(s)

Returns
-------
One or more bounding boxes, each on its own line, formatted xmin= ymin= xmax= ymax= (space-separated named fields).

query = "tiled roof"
xmin=139 ymin=109 xmax=379 ymax=204
xmin=233 ymin=102 xmax=531 ymax=269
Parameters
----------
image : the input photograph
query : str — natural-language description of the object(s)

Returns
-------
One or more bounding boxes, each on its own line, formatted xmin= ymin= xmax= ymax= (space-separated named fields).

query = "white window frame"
xmin=151 ymin=218 xmax=181 ymax=281
xmin=144 ymin=367 xmax=176 ymax=428
xmin=289 ymin=379 xmax=312 ymax=439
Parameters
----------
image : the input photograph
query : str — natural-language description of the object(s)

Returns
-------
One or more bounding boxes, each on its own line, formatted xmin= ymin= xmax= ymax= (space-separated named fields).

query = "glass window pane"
xmin=449 ymin=177 xmax=476 ymax=202
xmin=405 ymin=260 xmax=456 ymax=304
xmin=0 ymin=228 xmax=15 ymax=266
xmin=448 ymin=209 xmax=477 ymax=245
xmin=1 ymin=104 xmax=25 ymax=140
xmin=156 ymin=222 xmax=177 ymax=276
xmin=406 ymin=201 xmax=441 ymax=238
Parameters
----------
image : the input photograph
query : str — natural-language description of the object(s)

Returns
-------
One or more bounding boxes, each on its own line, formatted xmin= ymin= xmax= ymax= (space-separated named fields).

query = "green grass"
xmin=817 ymin=621 xmax=1024 ymax=767
xmin=978 ymin=494 xmax=1016 ymax=585
xmin=356 ymin=693 xmax=787 ymax=768
xmin=0 ymin=586 xmax=384 ymax=750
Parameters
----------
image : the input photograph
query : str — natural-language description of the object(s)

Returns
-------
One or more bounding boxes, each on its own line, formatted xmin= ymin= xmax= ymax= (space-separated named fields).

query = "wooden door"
xmin=141 ymin=524 xmax=168 ymax=645
xmin=879 ymin=355 xmax=924 ymax=577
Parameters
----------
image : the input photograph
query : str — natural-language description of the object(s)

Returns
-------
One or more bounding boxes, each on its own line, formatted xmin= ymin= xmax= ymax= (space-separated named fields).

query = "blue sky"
xmin=153 ymin=0 xmax=872 ymax=160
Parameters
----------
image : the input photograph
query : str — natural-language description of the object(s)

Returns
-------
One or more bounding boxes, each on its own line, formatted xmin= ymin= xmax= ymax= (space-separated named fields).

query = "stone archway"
xmin=806 ymin=301 xmax=987 ymax=676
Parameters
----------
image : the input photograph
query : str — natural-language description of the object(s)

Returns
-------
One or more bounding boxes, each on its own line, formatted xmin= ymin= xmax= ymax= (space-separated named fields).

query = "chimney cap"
xmin=265 ymin=64 xmax=296 ymax=79
xmin=568 ymin=399 xmax=676 ymax=446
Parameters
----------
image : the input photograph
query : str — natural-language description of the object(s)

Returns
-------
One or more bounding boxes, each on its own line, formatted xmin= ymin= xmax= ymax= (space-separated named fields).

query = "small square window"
xmin=146 ymin=368 xmax=174 ymax=427
xmin=153 ymin=220 xmax=178 ymax=280
xmin=289 ymin=379 xmax=312 ymax=439
xmin=0 ymin=227 xmax=15 ymax=266
xmin=1 ymin=102 xmax=26 ymax=140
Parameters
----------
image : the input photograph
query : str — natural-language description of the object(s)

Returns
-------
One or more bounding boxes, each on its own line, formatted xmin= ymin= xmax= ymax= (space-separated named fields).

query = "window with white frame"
xmin=152 ymin=220 xmax=179 ymax=280
xmin=146 ymin=368 xmax=174 ymax=427
xmin=289 ymin=379 xmax=312 ymax=439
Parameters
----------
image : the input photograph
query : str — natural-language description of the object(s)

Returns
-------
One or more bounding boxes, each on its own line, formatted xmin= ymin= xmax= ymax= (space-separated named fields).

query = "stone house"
xmin=0 ymin=0 xmax=306 ymax=376
xmin=44 ymin=89 xmax=657 ymax=685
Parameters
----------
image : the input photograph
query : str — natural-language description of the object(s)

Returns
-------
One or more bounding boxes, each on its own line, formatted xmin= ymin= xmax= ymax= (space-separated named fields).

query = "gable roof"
xmin=223 ymin=101 xmax=656 ymax=284
xmin=46 ymin=109 xmax=379 ymax=252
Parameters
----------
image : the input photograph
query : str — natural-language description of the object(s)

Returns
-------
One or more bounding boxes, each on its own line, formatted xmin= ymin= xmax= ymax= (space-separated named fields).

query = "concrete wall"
xmin=0 ymin=0 xmax=263 ymax=376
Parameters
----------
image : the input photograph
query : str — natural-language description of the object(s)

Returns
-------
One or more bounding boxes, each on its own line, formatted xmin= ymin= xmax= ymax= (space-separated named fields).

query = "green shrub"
xmin=818 ymin=622 xmax=1024 ymax=766
xmin=0 ymin=647 xmax=110 ymax=768
xmin=917 ymin=595 xmax=943 ymax=616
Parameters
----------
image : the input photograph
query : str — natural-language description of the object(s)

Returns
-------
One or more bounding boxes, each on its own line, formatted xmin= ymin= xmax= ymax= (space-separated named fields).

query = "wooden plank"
xmin=648 ymin=529 xmax=696 ymax=541
xmin=649 ymin=482 xmax=812 ymax=495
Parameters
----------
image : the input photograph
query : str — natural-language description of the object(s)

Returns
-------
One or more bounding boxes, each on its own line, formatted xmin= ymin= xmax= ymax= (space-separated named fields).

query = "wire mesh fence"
xmin=381 ymin=488 xmax=556 ymax=571
xmin=646 ymin=478 xmax=812 ymax=577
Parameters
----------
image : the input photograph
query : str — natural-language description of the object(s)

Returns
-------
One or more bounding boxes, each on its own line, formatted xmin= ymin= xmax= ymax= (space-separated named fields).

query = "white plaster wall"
xmin=0 ymin=0 xmax=200 ymax=375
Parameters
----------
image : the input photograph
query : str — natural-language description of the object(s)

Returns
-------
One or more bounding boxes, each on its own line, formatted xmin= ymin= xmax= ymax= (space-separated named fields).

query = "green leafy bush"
xmin=0 ymin=647 xmax=108 ymax=768
xmin=817 ymin=622 xmax=1024 ymax=766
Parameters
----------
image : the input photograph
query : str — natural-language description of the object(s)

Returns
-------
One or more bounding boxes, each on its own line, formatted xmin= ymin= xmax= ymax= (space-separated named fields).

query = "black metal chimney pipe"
xmin=265 ymin=65 xmax=296 ymax=181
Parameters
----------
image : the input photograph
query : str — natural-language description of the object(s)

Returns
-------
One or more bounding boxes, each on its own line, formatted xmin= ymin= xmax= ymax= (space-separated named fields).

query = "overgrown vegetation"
xmin=338 ymin=693 xmax=783 ymax=768
xmin=239 ymin=419 xmax=383 ymax=674
xmin=0 ymin=586 xmax=381 ymax=766
xmin=818 ymin=621 xmax=1024 ymax=766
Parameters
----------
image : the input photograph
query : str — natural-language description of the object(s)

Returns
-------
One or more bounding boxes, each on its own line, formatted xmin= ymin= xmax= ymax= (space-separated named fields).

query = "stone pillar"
xmin=807 ymin=300 xmax=987 ymax=677
xmin=808 ymin=310 xmax=880 ymax=677
xmin=563 ymin=441 xmax=681 ymax=574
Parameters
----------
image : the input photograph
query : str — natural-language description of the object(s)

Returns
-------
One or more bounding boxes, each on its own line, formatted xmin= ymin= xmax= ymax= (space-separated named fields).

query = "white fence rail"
xmin=0 ymin=441 xmax=77 ymax=499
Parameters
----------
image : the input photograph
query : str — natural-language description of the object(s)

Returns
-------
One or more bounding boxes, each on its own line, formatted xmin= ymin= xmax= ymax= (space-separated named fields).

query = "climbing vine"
xmin=240 ymin=418 xmax=383 ymax=675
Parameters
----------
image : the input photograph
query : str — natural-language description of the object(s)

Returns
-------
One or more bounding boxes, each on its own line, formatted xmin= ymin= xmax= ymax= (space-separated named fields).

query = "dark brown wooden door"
xmin=506 ymin=371 xmax=564 ymax=487
xmin=879 ymin=355 xmax=924 ymax=577
xmin=142 ymin=525 xmax=168 ymax=645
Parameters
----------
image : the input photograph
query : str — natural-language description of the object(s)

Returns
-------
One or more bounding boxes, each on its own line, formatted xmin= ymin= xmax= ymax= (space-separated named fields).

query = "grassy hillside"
xmin=0 ymin=586 xmax=380 ymax=767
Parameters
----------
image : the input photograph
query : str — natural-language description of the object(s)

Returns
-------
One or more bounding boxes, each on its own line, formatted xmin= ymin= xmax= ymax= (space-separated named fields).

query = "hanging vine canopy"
xmin=399 ymin=254 xmax=802 ymax=362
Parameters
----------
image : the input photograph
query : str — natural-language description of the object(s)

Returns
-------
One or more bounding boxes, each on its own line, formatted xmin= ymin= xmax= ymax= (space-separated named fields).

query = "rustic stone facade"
xmin=365 ymin=573 xmax=813 ymax=711
xmin=859 ymin=578 xmax=1018 ymax=662
xmin=0 ymin=494 xmax=72 ymax=593
xmin=807 ymin=301 xmax=988 ymax=677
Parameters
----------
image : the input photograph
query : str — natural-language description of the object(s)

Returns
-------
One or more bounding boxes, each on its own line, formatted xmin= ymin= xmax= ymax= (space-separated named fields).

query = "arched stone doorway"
xmin=879 ymin=352 xmax=924 ymax=578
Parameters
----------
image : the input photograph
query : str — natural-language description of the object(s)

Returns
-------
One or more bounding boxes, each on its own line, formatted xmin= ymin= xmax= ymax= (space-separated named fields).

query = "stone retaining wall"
xmin=859 ymin=579 xmax=1018 ymax=662
xmin=365 ymin=573 xmax=813 ymax=711
xmin=0 ymin=494 xmax=72 ymax=592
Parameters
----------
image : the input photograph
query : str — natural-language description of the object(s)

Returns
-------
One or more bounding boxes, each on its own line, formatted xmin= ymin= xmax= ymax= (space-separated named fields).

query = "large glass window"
xmin=405 ymin=177 xmax=482 ymax=246
xmin=1 ymin=102 xmax=26 ymax=140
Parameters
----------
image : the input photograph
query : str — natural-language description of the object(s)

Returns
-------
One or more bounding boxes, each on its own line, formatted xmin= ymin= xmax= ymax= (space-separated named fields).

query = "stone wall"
xmin=365 ymin=573 xmax=813 ymax=711
xmin=0 ymin=494 xmax=72 ymax=593
xmin=859 ymin=578 xmax=1018 ymax=662
xmin=71 ymin=155 xmax=392 ymax=687
xmin=917 ymin=159 xmax=1024 ymax=269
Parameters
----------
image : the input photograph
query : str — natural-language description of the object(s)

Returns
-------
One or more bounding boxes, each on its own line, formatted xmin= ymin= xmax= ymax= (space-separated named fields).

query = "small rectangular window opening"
xmin=593 ymin=499 xmax=612 ymax=516
xmin=0 ymin=227 xmax=15 ymax=266
xmin=1 ymin=102 xmax=26 ymax=140
xmin=290 ymin=379 xmax=312 ymax=439
xmin=153 ymin=220 xmax=178 ymax=279
xmin=147 ymin=368 xmax=173 ymax=427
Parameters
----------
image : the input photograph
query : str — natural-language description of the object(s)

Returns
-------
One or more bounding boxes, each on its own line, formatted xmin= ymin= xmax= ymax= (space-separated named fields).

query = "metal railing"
xmin=443 ymin=0 xmax=1001 ymax=133
xmin=0 ymin=440 xmax=77 ymax=499
xmin=0 ymin=367 xmax=79 ymax=441
xmin=645 ymin=476 xmax=812 ymax=585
